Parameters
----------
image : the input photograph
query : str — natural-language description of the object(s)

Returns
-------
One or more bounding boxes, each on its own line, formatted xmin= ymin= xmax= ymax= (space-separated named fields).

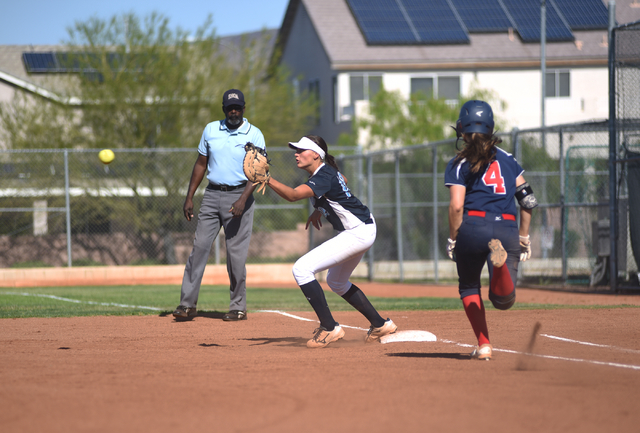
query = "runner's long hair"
xmin=305 ymin=135 xmax=340 ymax=172
xmin=454 ymin=133 xmax=502 ymax=174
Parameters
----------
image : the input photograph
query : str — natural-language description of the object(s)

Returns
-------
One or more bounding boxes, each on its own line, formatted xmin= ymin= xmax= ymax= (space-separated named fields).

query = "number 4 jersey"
xmin=444 ymin=147 xmax=524 ymax=216
xmin=305 ymin=164 xmax=372 ymax=231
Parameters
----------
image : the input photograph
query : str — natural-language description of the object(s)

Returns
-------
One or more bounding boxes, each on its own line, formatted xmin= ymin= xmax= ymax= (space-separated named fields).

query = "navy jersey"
xmin=306 ymin=164 xmax=371 ymax=231
xmin=444 ymin=147 xmax=524 ymax=216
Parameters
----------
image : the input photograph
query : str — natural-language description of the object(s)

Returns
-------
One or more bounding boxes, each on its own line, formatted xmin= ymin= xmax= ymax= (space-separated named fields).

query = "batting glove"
xmin=519 ymin=235 xmax=531 ymax=262
xmin=447 ymin=238 xmax=456 ymax=262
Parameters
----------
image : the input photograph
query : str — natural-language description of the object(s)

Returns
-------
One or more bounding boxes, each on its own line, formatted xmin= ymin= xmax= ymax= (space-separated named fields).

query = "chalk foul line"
xmin=541 ymin=333 xmax=640 ymax=354
xmin=257 ymin=309 xmax=368 ymax=331
xmin=263 ymin=311 xmax=640 ymax=371
xmin=3 ymin=296 xmax=639 ymax=371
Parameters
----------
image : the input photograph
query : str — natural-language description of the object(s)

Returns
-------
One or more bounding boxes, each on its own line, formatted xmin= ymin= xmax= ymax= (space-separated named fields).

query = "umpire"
xmin=173 ymin=89 xmax=266 ymax=321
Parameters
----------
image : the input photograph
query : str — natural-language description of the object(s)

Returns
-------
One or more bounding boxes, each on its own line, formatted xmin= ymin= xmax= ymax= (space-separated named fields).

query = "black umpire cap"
xmin=223 ymin=89 xmax=245 ymax=107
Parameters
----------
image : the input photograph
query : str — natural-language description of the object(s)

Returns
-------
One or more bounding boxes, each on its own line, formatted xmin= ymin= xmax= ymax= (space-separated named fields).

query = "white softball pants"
xmin=292 ymin=219 xmax=376 ymax=296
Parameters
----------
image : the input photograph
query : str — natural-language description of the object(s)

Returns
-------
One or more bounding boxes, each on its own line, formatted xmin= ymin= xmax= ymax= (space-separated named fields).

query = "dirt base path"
xmin=1 ymin=285 xmax=639 ymax=433
xmin=268 ymin=281 xmax=640 ymax=306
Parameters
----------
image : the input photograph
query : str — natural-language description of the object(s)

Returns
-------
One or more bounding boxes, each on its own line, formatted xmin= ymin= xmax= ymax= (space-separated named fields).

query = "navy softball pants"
xmin=455 ymin=211 xmax=520 ymax=299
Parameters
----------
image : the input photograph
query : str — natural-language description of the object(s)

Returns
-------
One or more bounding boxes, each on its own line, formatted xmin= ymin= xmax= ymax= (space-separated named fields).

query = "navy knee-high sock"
xmin=299 ymin=280 xmax=337 ymax=330
xmin=341 ymin=284 xmax=385 ymax=328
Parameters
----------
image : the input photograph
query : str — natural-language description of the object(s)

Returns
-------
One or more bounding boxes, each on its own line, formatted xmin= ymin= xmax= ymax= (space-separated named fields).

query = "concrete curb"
xmin=0 ymin=264 xmax=298 ymax=287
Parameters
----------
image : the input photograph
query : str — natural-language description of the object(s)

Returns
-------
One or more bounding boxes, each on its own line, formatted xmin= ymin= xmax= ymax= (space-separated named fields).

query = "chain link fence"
xmin=611 ymin=19 xmax=640 ymax=291
xmin=1 ymin=121 xmax=639 ymax=289
xmin=336 ymin=122 xmax=639 ymax=288
xmin=0 ymin=147 xmax=358 ymax=268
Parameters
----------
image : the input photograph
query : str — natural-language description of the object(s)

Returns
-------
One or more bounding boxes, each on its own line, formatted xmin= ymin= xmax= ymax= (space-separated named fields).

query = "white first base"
xmin=380 ymin=330 xmax=437 ymax=344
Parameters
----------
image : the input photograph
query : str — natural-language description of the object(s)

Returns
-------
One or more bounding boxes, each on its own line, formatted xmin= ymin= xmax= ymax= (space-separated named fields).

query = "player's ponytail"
xmin=455 ymin=133 xmax=502 ymax=173
xmin=305 ymin=135 xmax=340 ymax=172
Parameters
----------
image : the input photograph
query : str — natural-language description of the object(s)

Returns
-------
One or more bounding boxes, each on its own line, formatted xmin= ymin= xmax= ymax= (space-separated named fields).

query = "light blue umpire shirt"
xmin=197 ymin=117 xmax=266 ymax=186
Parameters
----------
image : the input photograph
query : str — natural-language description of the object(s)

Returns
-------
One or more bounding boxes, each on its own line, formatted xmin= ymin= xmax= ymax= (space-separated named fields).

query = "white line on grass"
xmin=1 ymin=292 xmax=163 ymax=311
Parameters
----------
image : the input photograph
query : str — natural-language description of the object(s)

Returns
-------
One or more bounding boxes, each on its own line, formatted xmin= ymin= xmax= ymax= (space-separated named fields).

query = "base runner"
xmin=445 ymin=100 xmax=536 ymax=360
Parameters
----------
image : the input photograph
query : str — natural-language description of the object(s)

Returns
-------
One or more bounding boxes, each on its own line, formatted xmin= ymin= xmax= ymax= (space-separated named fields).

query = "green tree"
xmin=338 ymin=83 xmax=507 ymax=149
xmin=1 ymin=12 xmax=316 ymax=149
xmin=335 ymin=83 xmax=508 ymax=261
xmin=0 ymin=12 xmax=317 ymax=264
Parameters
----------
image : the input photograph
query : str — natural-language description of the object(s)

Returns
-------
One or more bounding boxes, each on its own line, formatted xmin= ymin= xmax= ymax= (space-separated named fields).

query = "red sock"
xmin=490 ymin=263 xmax=514 ymax=297
xmin=462 ymin=295 xmax=490 ymax=346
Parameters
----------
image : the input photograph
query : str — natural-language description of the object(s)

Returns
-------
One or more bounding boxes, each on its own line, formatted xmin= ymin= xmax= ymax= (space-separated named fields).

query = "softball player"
xmin=266 ymin=135 xmax=397 ymax=348
xmin=445 ymin=100 xmax=536 ymax=361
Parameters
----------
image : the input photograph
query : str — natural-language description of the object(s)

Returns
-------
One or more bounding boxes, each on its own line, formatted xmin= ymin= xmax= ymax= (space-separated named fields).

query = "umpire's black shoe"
xmin=223 ymin=310 xmax=247 ymax=321
xmin=173 ymin=305 xmax=197 ymax=320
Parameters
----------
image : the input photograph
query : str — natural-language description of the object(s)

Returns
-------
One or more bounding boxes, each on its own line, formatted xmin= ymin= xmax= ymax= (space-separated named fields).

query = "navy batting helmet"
xmin=455 ymin=100 xmax=494 ymax=137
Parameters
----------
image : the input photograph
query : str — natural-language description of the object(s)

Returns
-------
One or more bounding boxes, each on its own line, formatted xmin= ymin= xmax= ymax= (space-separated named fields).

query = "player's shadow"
xmin=386 ymin=352 xmax=470 ymax=360
xmin=243 ymin=337 xmax=308 ymax=347
xmin=196 ymin=311 xmax=229 ymax=319
xmin=159 ymin=311 xmax=228 ymax=320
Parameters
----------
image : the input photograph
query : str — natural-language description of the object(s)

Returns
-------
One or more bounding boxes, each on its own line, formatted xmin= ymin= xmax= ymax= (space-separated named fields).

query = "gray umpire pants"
xmin=180 ymin=187 xmax=254 ymax=311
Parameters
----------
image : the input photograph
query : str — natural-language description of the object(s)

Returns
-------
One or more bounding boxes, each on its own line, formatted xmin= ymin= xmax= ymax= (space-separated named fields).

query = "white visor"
xmin=288 ymin=137 xmax=325 ymax=160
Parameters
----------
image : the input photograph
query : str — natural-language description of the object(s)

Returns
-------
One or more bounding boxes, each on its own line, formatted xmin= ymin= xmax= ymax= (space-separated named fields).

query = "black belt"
xmin=364 ymin=217 xmax=373 ymax=224
xmin=207 ymin=182 xmax=247 ymax=192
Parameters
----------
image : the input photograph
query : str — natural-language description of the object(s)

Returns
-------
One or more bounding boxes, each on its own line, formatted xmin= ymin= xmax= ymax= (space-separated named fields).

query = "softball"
xmin=98 ymin=149 xmax=115 ymax=164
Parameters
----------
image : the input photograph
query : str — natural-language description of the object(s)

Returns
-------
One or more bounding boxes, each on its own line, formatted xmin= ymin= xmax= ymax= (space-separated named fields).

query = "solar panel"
xmin=55 ymin=52 xmax=83 ymax=72
xmin=22 ymin=52 xmax=58 ymax=73
xmin=347 ymin=0 xmax=418 ymax=44
xmin=401 ymin=0 xmax=469 ymax=44
xmin=451 ymin=0 xmax=514 ymax=33
xmin=552 ymin=0 xmax=609 ymax=30
xmin=502 ymin=0 xmax=574 ymax=42
xmin=23 ymin=51 xmax=125 ymax=75
xmin=347 ymin=0 xmax=469 ymax=44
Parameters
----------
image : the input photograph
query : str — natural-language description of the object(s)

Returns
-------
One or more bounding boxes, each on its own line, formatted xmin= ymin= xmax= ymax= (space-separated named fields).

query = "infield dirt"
xmin=1 ymin=284 xmax=639 ymax=433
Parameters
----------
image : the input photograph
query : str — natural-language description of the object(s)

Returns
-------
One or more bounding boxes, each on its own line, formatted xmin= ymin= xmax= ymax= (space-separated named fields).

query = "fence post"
xmin=559 ymin=129 xmax=567 ymax=282
xmin=64 ymin=150 xmax=72 ymax=267
xmin=512 ymin=128 xmax=523 ymax=282
xmin=357 ymin=145 xmax=364 ymax=199
xmin=395 ymin=152 xmax=404 ymax=282
xmin=512 ymin=127 xmax=521 ymax=162
xmin=608 ymin=2 xmax=618 ymax=292
xmin=432 ymin=146 xmax=439 ymax=282
xmin=307 ymin=200 xmax=315 ymax=251
xmin=367 ymin=155 xmax=374 ymax=281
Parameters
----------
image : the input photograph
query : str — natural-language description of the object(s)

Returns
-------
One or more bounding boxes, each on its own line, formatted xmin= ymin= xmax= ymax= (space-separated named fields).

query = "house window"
xmin=350 ymin=74 xmax=382 ymax=102
xmin=546 ymin=70 xmax=570 ymax=97
xmin=343 ymin=74 xmax=382 ymax=119
xmin=438 ymin=77 xmax=460 ymax=100
xmin=411 ymin=76 xmax=460 ymax=101
xmin=411 ymin=78 xmax=433 ymax=99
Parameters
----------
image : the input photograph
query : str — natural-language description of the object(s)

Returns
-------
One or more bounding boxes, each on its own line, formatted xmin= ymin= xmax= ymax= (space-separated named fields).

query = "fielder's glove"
xmin=242 ymin=142 xmax=270 ymax=194
xmin=447 ymin=238 xmax=456 ymax=262
xmin=519 ymin=235 xmax=531 ymax=262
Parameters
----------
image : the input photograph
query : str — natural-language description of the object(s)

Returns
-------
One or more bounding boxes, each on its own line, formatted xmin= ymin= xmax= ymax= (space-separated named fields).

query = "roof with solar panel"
xmin=275 ymin=0 xmax=640 ymax=70
xmin=346 ymin=0 xmax=607 ymax=44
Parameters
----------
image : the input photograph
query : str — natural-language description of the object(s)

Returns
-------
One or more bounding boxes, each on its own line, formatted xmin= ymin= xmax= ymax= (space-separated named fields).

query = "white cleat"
xmin=470 ymin=344 xmax=493 ymax=361
xmin=365 ymin=319 xmax=398 ymax=343
xmin=307 ymin=325 xmax=345 ymax=348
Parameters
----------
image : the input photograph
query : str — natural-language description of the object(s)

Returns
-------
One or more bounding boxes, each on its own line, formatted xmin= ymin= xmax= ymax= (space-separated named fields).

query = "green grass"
xmin=0 ymin=285 xmax=636 ymax=319
xmin=10 ymin=260 xmax=53 ymax=268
